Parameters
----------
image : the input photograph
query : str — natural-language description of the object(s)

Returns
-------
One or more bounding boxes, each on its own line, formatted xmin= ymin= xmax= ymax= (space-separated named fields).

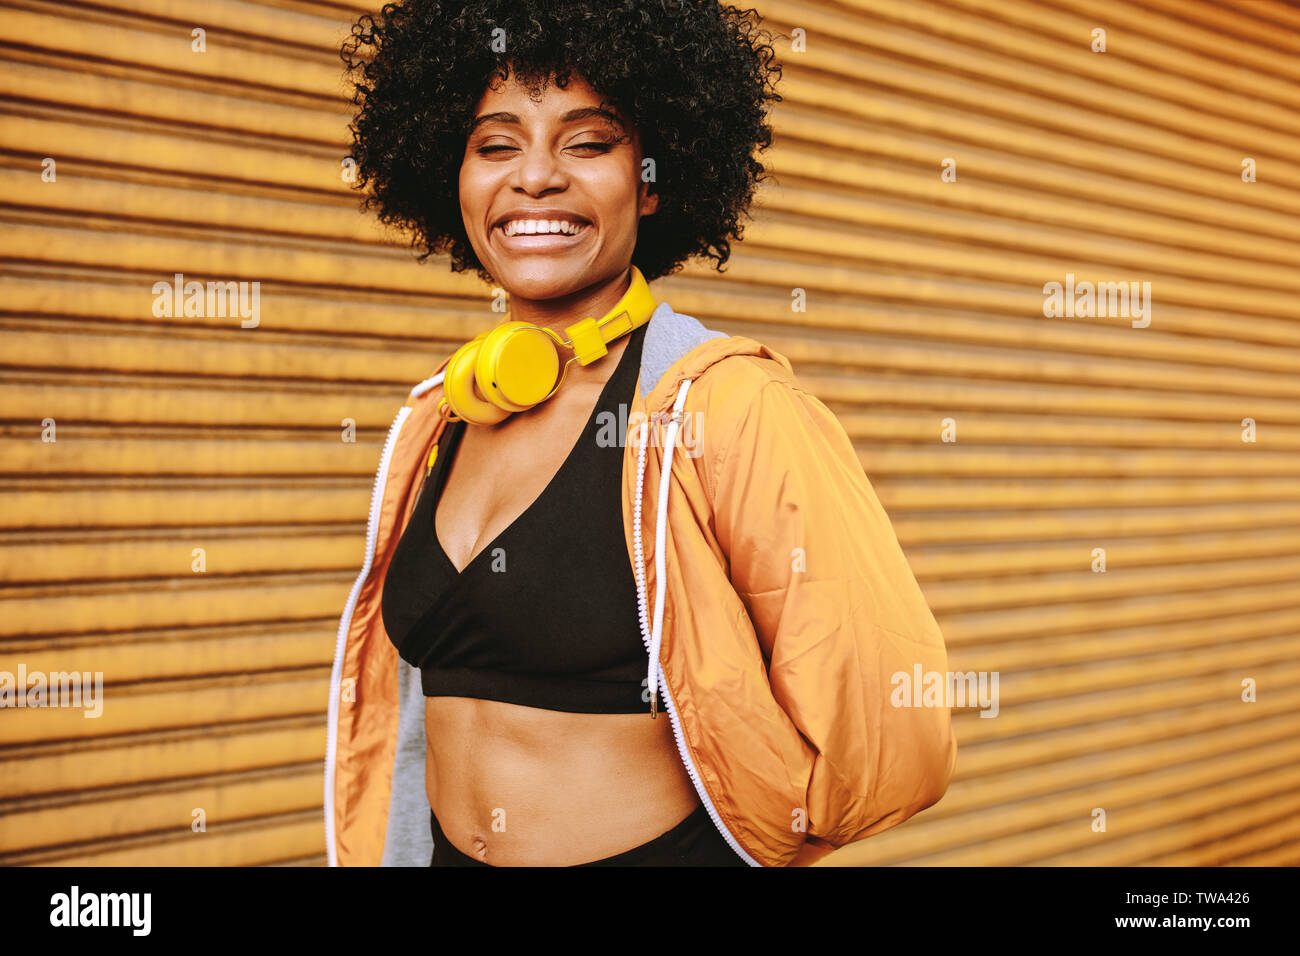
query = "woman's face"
xmin=459 ymin=70 xmax=659 ymax=304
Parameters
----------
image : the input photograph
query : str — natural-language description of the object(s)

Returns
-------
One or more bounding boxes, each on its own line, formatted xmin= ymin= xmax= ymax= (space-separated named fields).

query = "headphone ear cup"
xmin=475 ymin=322 xmax=562 ymax=413
xmin=443 ymin=334 xmax=510 ymax=426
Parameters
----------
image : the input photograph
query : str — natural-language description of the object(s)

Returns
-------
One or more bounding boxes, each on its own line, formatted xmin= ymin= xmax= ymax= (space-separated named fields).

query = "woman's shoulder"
xmin=680 ymin=330 xmax=805 ymax=422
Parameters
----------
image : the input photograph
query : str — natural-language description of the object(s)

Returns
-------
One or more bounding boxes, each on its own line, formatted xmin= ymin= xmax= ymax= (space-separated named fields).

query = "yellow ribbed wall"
xmin=0 ymin=0 xmax=1296 ymax=865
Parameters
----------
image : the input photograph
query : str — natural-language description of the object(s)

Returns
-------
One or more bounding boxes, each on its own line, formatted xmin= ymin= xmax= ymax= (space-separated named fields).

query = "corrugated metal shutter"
xmin=1 ymin=0 xmax=1296 ymax=865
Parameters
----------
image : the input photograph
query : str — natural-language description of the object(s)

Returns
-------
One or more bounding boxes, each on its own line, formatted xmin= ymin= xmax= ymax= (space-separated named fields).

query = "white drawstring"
xmin=410 ymin=369 xmax=445 ymax=398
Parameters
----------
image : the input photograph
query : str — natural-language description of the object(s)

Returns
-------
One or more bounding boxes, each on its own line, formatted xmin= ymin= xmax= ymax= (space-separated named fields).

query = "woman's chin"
xmin=491 ymin=263 xmax=598 ymax=300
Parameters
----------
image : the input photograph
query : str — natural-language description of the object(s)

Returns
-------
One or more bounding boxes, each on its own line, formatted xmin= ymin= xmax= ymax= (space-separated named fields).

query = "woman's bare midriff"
xmin=425 ymin=697 xmax=701 ymax=865
xmin=423 ymin=336 xmax=701 ymax=865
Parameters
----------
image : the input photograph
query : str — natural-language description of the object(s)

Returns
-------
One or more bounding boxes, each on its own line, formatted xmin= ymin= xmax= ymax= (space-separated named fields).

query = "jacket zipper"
xmin=633 ymin=380 xmax=761 ymax=867
xmin=324 ymin=402 xmax=413 ymax=867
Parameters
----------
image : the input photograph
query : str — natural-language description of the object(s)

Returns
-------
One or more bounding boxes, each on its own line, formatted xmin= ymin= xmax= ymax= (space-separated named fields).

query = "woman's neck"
xmin=505 ymin=267 xmax=634 ymax=337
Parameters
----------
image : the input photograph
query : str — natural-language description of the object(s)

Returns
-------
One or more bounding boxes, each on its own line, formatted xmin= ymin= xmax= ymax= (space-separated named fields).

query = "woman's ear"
xmin=639 ymin=186 xmax=660 ymax=218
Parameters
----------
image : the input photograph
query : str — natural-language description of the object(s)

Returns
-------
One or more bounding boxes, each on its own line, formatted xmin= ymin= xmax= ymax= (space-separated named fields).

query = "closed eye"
xmin=475 ymin=142 xmax=613 ymax=155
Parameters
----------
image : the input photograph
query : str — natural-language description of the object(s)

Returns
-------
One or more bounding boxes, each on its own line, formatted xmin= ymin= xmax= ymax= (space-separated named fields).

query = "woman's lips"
xmin=493 ymin=222 xmax=591 ymax=251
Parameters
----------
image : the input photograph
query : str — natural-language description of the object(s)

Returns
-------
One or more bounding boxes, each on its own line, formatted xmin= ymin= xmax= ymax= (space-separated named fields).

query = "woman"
xmin=326 ymin=0 xmax=956 ymax=867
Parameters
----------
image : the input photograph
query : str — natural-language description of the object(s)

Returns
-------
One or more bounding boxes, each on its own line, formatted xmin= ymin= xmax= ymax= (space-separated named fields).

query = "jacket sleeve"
xmin=707 ymin=376 xmax=958 ymax=853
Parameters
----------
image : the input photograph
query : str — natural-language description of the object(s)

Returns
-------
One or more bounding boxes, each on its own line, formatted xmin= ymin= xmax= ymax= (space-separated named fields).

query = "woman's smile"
xmin=492 ymin=217 xmax=593 ymax=251
xmin=494 ymin=222 xmax=591 ymax=252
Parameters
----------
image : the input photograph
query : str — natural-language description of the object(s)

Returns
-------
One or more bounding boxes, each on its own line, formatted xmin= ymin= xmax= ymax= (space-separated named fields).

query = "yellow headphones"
xmin=436 ymin=266 xmax=657 ymax=426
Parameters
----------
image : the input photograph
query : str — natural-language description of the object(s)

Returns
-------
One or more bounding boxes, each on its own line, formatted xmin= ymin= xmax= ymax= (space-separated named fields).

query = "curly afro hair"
xmin=340 ymin=0 xmax=784 ymax=283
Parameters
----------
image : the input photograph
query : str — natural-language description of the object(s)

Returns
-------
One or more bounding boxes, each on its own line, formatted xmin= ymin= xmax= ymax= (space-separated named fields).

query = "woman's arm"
xmin=706 ymin=374 xmax=958 ymax=853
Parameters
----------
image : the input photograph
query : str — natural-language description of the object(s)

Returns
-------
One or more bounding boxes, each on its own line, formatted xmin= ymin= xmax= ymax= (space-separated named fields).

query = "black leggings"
xmin=429 ymin=802 xmax=749 ymax=866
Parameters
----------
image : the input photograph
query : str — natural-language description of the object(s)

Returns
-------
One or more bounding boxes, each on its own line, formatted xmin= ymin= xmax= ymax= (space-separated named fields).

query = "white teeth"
xmin=501 ymin=219 xmax=586 ymax=238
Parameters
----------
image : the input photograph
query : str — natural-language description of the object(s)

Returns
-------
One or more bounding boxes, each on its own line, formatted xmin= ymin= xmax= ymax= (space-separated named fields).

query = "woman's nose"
xmin=512 ymin=145 xmax=567 ymax=193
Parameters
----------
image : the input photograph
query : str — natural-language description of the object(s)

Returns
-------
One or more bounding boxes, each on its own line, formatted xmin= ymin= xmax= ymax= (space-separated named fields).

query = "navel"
xmin=469 ymin=832 xmax=490 ymax=863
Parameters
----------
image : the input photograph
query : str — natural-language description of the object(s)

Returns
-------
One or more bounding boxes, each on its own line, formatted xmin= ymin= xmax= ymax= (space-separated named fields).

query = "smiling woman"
xmin=340 ymin=0 xmax=780 ymax=288
xmin=328 ymin=0 xmax=956 ymax=870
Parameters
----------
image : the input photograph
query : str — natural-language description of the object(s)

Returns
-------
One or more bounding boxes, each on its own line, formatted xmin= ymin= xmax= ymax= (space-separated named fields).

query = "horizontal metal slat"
xmin=875 ymin=746 xmax=1300 ymax=865
xmin=1033 ymin=786 xmax=1300 ymax=866
xmin=958 ymin=606 xmax=1300 ymax=673
xmin=950 ymin=665 xmax=1300 ymax=747
xmin=0 ymin=716 xmax=322 ymax=798
xmin=952 ymin=675 xmax=1300 ymax=779
xmin=2 ymin=810 xmax=323 ymax=865
xmin=0 ymin=671 xmax=327 ymax=744
xmin=0 ymin=766 xmax=320 ymax=855
xmin=1144 ymin=810 xmax=1300 ymax=866
xmin=833 ymin=710 xmax=1300 ymax=864
xmin=0 ymin=574 xmax=351 ymax=637
xmin=0 ymin=9 xmax=343 ymax=99
xmin=72 ymin=0 xmax=352 ymax=51
xmin=0 ymin=627 xmax=331 ymax=684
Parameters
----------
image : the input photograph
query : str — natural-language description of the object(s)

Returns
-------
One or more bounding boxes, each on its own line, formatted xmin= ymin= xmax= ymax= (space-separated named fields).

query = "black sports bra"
xmin=381 ymin=323 xmax=651 ymax=714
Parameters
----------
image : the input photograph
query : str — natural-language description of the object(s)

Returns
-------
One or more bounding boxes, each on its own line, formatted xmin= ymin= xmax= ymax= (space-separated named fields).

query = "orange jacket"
xmin=325 ymin=300 xmax=957 ymax=867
